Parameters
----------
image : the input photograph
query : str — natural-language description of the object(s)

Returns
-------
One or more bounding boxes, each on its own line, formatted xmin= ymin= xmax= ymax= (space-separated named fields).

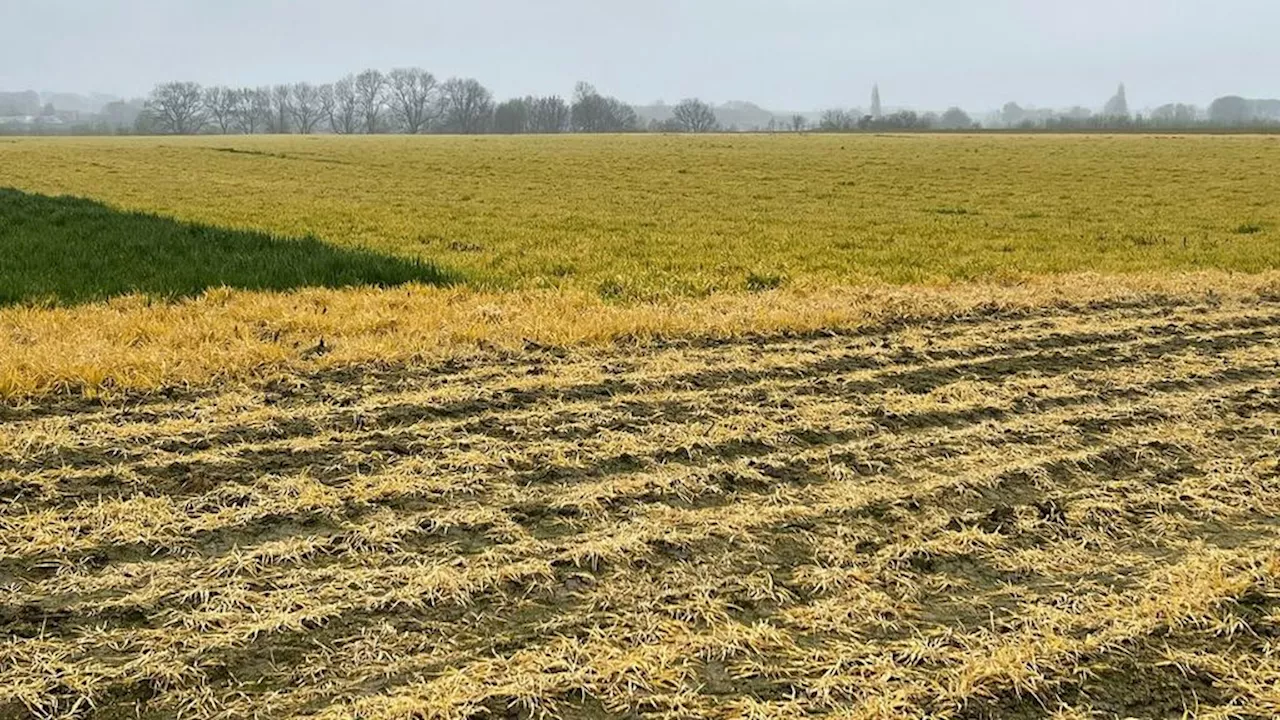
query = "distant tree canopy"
xmin=570 ymin=83 xmax=639 ymax=133
xmin=1001 ymin=102 xmax=1026 ymax=127
xmin=1209 ymin=96 xmax=1251 ymax=125
xmin=528 ymin=96 xmax=571 ymax=133
xmin=813 ymin=107 xmax=937 ymax=132
xmin=981 ymin=86 xmax=1280 ymax=131
xmin=861 ymin=111 xmax=930 ymax=130
xmin=493 ymin=97 xmax=531 ymax=134
xmin=819 ymin=108 xmax=858 ymax=132
xmin=1204 ymin=96 xmax=1280 ymax=126
xmin=1150 ymin=103 xmax=1199 ymax=126
xmin=938 ymin=107 xmax=974 ymax=130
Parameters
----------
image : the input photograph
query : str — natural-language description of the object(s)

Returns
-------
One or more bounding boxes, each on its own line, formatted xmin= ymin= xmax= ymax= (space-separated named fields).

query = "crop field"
xmin=2 ymin=134 xmax=1279 ymax=296
xmin=2 ymin=135 xmax=1280 ymax=719
xmin=4 ymin=287 xmax=1280 ymax=719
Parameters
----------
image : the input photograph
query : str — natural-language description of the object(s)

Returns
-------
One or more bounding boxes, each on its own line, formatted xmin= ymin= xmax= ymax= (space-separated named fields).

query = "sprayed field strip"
xmin=3 ymin=295 xmax=1280 ymax=719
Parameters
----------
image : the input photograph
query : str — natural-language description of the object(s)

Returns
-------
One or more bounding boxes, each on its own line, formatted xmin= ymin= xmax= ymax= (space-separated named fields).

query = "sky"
xmin=3 ymin=0 xmax=1277 ymax=112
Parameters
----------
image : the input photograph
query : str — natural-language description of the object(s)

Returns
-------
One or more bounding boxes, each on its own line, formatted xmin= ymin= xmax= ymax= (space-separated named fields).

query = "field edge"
xmin=2 ymin=270 xmax=1278 ymax=402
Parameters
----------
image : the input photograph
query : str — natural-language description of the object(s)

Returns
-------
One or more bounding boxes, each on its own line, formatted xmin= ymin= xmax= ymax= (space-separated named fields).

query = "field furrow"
xmin=2 ymin=294 xmax=1280 ymax=718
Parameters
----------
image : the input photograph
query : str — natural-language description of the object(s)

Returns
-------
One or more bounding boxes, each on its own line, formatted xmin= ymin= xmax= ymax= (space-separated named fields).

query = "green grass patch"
xmin=0 ymin=188 xmax=455 ymax=306
xmin=745 ymin=271 xmax=787 ymax=292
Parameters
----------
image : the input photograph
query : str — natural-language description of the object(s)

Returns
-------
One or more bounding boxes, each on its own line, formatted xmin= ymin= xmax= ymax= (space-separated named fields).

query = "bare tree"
xmin=233 ymin=87 xmax=271 ymax=134
xmin=672 ymin=98 xmax=720 ymax=133
xmin=440 ymin=78 xmax=494 ymax=134
xmin=145 ymin=82 xmax=207 ymax=135
xmin=233 ymin=88 xmax=256 ymax=134
xmin=326 ymin=77 xmax=361 ymax=134
xmin=790 ymin=114 xmax=807 ymax=132
xmin=528 ymin=96 xmax=570 ymax=133
xmin=354 ymin=69 xmax=388 ymax=133
xmin=290 ymin=83 xmax=323 ymax=134
xmin=269 ymin=84 xmax=293 ymax=133
xmin=203 ymin=86 xmax=239 ymax=134
xmin=387 ymin=68 xmax=439 ymax=133
xmin=318 ymin=83 xmax=336 ymax=131
xmin=819 ymin=109 xmax=856 ymax=132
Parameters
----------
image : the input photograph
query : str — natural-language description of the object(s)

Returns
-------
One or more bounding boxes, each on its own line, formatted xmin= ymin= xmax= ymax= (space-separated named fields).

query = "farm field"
xmin=2 ymin=134 xmax=1279 ymax=296
xmin=4 ymin=287 xmax=1280 ymax=718
xmin=2 ymin=135 xmax=1280 ymax=719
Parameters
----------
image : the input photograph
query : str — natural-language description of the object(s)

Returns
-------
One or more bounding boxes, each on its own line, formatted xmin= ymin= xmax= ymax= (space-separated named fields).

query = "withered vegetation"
xmin=3 ymin=289 xmax=1279 ymax=718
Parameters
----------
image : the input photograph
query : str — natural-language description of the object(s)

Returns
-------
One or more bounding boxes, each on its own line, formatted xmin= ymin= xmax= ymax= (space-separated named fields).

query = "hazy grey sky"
xmin=3 ymin=0 xmax=1276 ymax=111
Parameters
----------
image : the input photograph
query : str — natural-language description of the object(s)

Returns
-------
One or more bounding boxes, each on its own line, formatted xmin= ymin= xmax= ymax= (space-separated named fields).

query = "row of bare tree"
xmin=144 ymin=71 xmax=721 ymax=136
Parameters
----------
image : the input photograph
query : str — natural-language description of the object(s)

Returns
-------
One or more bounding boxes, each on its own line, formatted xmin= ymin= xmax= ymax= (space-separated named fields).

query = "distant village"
xmin=0 ymin=90 xmax=144 ymax=133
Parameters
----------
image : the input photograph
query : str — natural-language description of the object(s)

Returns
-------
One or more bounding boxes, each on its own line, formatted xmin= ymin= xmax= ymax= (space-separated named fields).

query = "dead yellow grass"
xmin=3 ymin=283 xmax=1279 ymax=718
xmin=3 ymin=271 xmax=1279 ymax=401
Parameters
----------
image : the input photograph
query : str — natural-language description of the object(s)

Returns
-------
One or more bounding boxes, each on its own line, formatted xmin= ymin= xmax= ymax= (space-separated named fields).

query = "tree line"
xmin=812 ymin=107 xmax=977 ymax=132
xmin=140 ymin=70 xmax=728 ymax=135
xmin=10 ymin=73 xmax=1277 ymax=136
